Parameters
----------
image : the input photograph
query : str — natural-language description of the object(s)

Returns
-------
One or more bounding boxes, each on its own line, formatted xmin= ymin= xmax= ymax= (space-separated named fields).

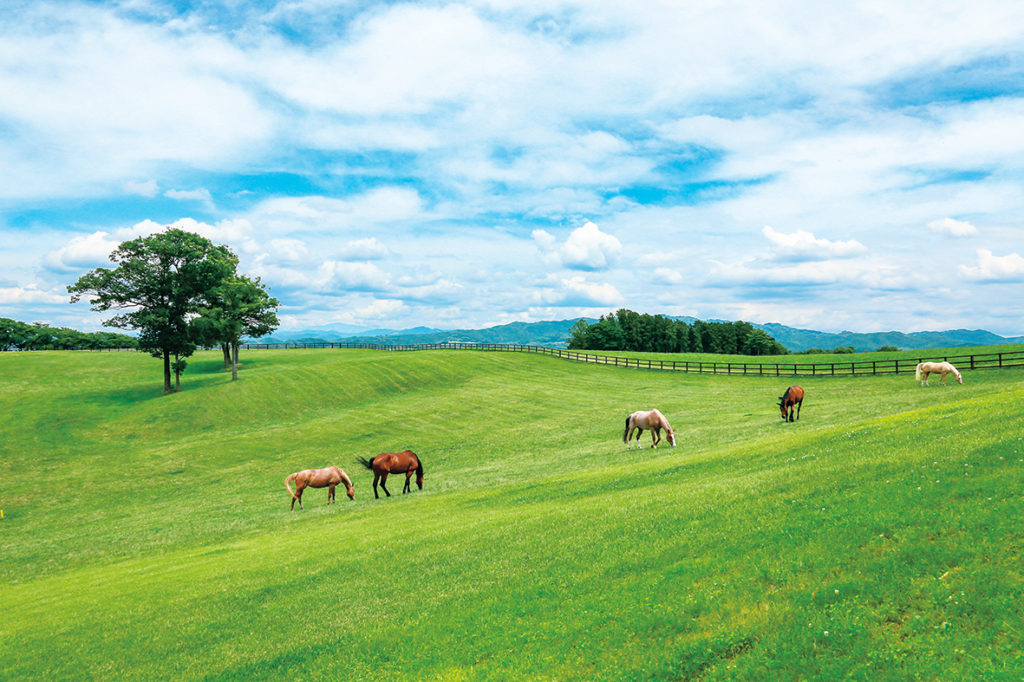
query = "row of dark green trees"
xmin=567 ymin=309 xmax=788 ymax=355
xmin=0 ymin=318 xmax=138 ymax=351
xmin=68 ymin=228 xmax=279 ymax=392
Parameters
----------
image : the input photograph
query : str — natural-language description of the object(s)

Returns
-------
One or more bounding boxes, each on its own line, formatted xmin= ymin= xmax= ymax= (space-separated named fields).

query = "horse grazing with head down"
xmin=915 ymin=361 xmax=962 ymax=387
xmin=778 ymin=385 xmax=804 ymax=422
xmin=285 ymin=465 xmax=354 ymax=510
xmin=623 ymin=409 xmax=676 ymax=449
xmin=357 ymin=450 xmax=424 ymax=499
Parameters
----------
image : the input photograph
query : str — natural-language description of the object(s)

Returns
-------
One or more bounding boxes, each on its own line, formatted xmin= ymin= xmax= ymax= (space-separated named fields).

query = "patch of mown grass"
xmin=1 ymin=349 xmax=1022 ymax=679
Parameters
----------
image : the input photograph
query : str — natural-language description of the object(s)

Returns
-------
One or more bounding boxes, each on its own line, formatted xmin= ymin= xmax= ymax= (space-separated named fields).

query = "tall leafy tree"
xmin=194 ymin=275 xmax=279 ymax=380
xmin=68 ymin=229 xmax=237 ymax=392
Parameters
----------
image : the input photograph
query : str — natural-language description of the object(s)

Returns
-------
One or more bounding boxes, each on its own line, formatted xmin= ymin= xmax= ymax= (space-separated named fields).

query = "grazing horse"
xmin=623 ymin=409 xmax=676 ymax=449
xmin=357 ymin=450 xmax=424 ymax=499
xmin=285 ymin=466 xmax=354 ymax=511
xmin=915 ymin=361 xmax=962 ymax=387
xmin=778 ymin=385 xmax=804 ymax=422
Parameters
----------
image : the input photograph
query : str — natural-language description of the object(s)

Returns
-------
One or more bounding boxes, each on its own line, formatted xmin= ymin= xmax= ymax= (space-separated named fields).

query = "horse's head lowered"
xmin=778 ymin=395 xmax=789 ymax=420
xmin=666 ymin=428 xmax=677 ymax=447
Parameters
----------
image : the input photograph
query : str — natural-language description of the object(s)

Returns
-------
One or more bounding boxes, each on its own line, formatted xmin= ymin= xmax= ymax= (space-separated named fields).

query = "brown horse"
xmin=778 ymin=385 xmax=804 ymax=422
xmin=357 ymin=450 xmax=424 ymax=499
xmin=623 ymin=409 xmax=676 ymax=449
xmin=284 ymin=466 xmax=354 ymax=510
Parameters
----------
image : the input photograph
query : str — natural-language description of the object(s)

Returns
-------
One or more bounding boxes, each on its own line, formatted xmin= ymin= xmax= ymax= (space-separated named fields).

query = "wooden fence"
xmin=237 ymin=341 xmax=1024 ymax=377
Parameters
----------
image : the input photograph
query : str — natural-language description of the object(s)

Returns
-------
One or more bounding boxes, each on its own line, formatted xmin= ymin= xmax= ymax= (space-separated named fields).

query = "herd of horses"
xmin=284 ymin=361 xmax=962 ymax=508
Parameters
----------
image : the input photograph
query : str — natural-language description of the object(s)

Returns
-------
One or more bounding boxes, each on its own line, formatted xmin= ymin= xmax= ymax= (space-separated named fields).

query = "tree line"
xmin=0 ymin=318 xmax=138 ymax=351
xmin=567 ymin=309 xmax=788 ymax=355
xmin=68 ymin=228 xmax=280 ymax=392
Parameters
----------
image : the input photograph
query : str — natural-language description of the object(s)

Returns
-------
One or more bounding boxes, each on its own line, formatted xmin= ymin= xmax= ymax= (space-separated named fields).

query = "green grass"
xmin=1 ymin=348 xmax=1022 ymax=679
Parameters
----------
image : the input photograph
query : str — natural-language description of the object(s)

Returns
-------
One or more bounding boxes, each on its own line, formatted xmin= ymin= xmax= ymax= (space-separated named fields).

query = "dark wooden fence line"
xmin=236 ymin=341 xmax=1024 ymax=377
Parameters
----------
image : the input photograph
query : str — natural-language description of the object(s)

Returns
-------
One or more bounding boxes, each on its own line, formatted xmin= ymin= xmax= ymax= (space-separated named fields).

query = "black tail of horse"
xmin=415 ymin=455 xmax=424 ymax=489
xmin=356 ymin=455 xmax=374 ymax=471
xmin=623 ymin=415 xmax=631 ymax=443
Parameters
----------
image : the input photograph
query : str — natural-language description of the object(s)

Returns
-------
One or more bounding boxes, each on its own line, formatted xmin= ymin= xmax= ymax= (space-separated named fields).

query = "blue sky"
xmin=2 ymin=1 xmax=1024 ymax=335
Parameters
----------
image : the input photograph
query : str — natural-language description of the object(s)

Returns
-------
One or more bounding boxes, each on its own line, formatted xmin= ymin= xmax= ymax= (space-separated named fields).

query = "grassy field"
xmin=1 ymin=348 xmax=1022 ymax=679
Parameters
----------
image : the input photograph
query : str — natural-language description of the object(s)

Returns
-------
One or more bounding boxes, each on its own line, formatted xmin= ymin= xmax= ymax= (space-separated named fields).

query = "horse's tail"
xmin=915 ymin=363 xmax=923 ymax=381
xmin=356 ymin=456 xmax=374 ymax=471
xmin=284 ymin=473 xmax=298 ymax=500
xmin=623 ymin=415 xmax=631 ymax=443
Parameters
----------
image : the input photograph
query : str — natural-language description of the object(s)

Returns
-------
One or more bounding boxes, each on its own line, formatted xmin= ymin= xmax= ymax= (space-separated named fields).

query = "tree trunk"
xmin=163 ymin=349 xmax=172 ymax=393
xmin=174 ymin=353 xmax=181 ymax=391
xmin=231 ymin=342 xmax=239 ymax=381
xmin=222 ymin=343 xmax=231 ymax=369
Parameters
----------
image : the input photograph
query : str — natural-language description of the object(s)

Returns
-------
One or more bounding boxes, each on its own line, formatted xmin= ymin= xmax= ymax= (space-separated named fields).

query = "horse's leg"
xmin=379 ymin=472 xmax=391 ymax=497
xmin=636 ymin=428 xmax=643 ymax=448
xmin=403 ymin=471 xmax=413 ymax=493
xmin=372 ymin=473 xmax=380 ymax=499
xmin=796 ymin=400 xmax=802 ymax=421
xmin=328 ymin=484 xmax=335 ymax=505
xmin=651 ymin=427 xmax=660 ymax=448
xmin=295 ymin=481 xmax=306 ymax=510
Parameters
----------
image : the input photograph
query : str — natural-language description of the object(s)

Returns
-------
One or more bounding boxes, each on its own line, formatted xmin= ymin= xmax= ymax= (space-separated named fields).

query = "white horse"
xmin=623 ymin=409 xmax=676 ymax=449
xmin=915 ymin=361 xmax=962 ymax=387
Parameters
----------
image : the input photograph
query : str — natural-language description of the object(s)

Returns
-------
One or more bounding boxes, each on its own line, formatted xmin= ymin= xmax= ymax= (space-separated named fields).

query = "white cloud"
xmin=165 ymin=188 xmax=213 ymax=204
xmin=958 ymin=249 xmax=1024 ymax=281
xmin=44 ymin=231 xmax=119 ymax=272
xmin=0 ymin=285 xmax=65 ymax=304
xmin=337 ymin=238 xmax=389 ymax=261
xmin=247 ymin=188 xmax=423 ymax=232
xmin=651 ymin=268 xmax=684 ymax=285
xmin=927 ymin=217 xmax=979 ymax=237
xmin=532 ymin=275 xmax=622 ymax=307
xmin=559 ymin=221 xmax=622 ymax=271
xmin=123 ymin=179 xmax=159 ymax=197
xmin=762 ymin=226 xmax=867 ymax=262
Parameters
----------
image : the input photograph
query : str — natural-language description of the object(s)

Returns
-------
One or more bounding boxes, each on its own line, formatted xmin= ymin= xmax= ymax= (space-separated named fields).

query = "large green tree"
xmin=193 ymin=275 xmax=279 ymax=381
xmin=68 ymin=229 xmax=237 ymax=392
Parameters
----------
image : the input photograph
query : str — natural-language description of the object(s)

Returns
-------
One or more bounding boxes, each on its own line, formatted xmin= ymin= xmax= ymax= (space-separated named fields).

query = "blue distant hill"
xmin=253 ymin=318 xmax=1024 ymax=352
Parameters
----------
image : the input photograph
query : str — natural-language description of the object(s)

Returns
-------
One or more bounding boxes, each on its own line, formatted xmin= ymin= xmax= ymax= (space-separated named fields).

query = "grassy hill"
xmin=1 ymin=348 xmax=1022 ymax=679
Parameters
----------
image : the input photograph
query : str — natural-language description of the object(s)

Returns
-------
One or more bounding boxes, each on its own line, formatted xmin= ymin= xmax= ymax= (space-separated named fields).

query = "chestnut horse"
xmin=623 ymin=409 xmax=676 ymax=449
xmin=357 ymin=450 xmax=424 ymax=499
xmin=915 ymin=361 xmax=962 ymax=386
xmin=778 ymin=385 xmax=804 ymax=422
xmin=285 ymin=465 xmax=354 ymax=510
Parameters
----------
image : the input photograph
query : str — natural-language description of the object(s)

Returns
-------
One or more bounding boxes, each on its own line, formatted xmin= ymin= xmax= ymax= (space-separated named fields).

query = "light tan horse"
xmin=623 ymin=409 xmax=676 ymax=449
xmin=284 ymin=466 xmax=355 ymax=510
xmin=915 ymin=361 xmax=962 ymax=386
xmin=356 ymin=450 xmax=424 ymax=499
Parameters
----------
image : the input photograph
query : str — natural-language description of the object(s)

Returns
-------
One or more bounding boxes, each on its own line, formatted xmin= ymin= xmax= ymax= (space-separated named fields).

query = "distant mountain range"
xmin=254 ymin=318 xmax=1024 ymax=352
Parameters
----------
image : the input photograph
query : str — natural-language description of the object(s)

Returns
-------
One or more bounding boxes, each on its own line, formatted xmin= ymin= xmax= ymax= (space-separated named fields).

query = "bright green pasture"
xmin=575 ymin=343 xmax=1024 ymax=367
xmin=1 ymin=349 xmax=1022 ymax=680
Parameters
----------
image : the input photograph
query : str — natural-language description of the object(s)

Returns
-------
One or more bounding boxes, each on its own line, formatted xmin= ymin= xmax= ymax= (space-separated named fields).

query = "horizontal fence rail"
xmin=236 ymin=341 xmax=1024 ymax=377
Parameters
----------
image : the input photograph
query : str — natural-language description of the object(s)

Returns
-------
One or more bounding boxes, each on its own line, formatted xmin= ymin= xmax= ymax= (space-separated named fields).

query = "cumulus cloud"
xmin=958 ymin=249 xmax=1024 ymax=281
xmin=762 ymin=226 xmax=867 ymax=262
xmin=535 ymin=221 xmax=622 ymax=271
xmin=927 ymin=217 xmax=979 ymax=237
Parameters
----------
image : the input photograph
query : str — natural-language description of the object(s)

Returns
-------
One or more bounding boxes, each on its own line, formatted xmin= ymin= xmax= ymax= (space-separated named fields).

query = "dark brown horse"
xmin=284 ymin=466 xmax=354 ymax=510
xmin=778 ymin=385 xmax=804 ymax=422
xmin=356 ymin=450 xmax=424 ymax=499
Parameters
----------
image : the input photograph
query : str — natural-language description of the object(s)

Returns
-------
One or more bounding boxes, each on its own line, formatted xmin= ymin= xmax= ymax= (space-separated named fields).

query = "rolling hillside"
xmin=1 ymin=348 xmax=1022 ymax=679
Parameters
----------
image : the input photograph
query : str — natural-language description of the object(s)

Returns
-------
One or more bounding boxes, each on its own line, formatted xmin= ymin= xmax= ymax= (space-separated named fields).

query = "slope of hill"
xmin=2 ymin=348 xmax=1022 ymax=678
